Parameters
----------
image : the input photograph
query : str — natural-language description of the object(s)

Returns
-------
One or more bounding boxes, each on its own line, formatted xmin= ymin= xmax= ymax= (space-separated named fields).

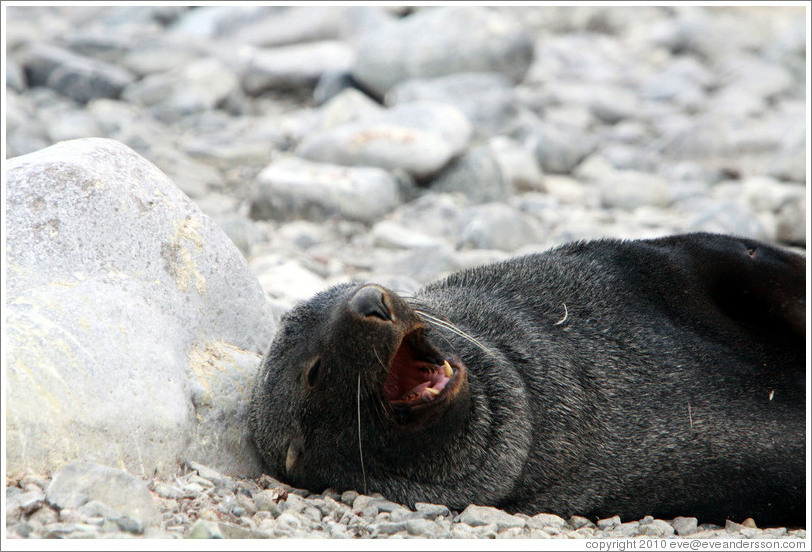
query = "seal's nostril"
xmin=349 ymin=285 xmax=391 ymax=321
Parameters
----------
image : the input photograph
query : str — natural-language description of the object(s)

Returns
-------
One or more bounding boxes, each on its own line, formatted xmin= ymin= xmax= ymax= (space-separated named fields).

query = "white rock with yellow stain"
xmin=5 ymin=138 xmax=275 ymax=479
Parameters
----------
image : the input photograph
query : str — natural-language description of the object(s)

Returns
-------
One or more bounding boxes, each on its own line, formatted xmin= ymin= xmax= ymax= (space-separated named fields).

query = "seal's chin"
xmin=383 ymin=329 xmax=464 ymax=410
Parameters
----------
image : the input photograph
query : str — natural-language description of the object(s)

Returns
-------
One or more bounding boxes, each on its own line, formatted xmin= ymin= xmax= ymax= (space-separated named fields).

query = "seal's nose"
xmin=349 ymin=285 xmax=392 ymax=321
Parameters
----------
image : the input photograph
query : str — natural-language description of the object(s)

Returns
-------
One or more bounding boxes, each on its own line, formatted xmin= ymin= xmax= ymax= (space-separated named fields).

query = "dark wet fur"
xmin=249 ymin=233 xmax=806 ymax=526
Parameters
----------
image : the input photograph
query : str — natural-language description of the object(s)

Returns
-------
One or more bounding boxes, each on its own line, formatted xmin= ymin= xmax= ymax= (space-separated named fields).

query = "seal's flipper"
xmin=643 ymin=233 xmax=806 ymax=366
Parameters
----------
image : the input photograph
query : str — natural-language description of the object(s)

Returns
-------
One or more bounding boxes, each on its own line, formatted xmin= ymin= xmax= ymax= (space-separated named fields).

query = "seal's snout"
xmin=349 ymin=285 xmax=392 ymax=321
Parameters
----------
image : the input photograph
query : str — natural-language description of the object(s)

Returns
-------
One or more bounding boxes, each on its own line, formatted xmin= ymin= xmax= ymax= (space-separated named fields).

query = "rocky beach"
xmin=4 ymin=5 xmax=808 ymax=541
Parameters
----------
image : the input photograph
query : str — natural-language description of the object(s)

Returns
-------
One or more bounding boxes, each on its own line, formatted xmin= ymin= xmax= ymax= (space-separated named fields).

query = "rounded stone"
xmin=353 ymin=7 xmax=533 ymax=98
xmin=5 ymin=138 xmax=274 ymax=479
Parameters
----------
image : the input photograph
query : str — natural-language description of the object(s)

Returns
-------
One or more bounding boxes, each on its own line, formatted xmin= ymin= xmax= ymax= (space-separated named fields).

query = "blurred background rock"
xmin=5 ymin=5 xmax=807 ymax=311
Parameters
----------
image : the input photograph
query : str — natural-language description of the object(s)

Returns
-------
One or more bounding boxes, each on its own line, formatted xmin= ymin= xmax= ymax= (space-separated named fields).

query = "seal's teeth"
xmin=426 ymin=387 xmax=440 ymax=396
xmin=444 ymin=360 xmax=453 ymax=378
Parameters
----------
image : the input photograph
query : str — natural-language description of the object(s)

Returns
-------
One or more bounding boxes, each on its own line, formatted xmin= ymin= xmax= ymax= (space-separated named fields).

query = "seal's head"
xmin=249 ymin=283 xmax=470 ymax=494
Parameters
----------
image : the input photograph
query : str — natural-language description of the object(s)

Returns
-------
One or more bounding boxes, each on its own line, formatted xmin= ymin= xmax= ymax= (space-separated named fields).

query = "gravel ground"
xmin=5 ymin=462 xmax=809 ymax=540
xmin=4 ymin=4 xmax=809 ymax=541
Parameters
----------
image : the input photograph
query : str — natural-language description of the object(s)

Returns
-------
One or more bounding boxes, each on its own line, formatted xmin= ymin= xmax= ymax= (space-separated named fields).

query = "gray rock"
xmin=5 ymin=92 xmax=51 ymax=158
xmin=121 ymin=35 xmax=211 ymax=77
xmin=642 ymin=62 xmax=709 ymax=107
xmin=340 ymin=490 xmax=359 ymax=507
xmin=526 ymin=512 xmax=568 ymax=531
xmin=384 ymin=244 xmax=460 ymax=283
xmin=598 ymin=143 xmax=660 ymax=172
xmin=705 ymin=86 xmax=765 ymax=119
xmin=596 ymin=515 xmax=621 ymax=530
xmin=24 ymin=44 xmax=136 ymax=104
xmin=587 ymin=86 xmax=638 ymax=125
xmin=568 ymin=515 xmax=593 ymax=529
xmin=297 ymin=101 xmax=472 ymax=179
xmin=318 ymin=88 xmax=385 ymax=130
xmin=414 ymin=502 xmax=451 ymax=519
xmin=253 ymin=257 xmax=327 ymax=305
xmin=46 ymin=463 xmax=158 ymax=526
xmin=253 ymin=490 xmax=284 ymax=517
xmin=776 ymin=196 xmax=806 ymax=246
xmin=353 ymin=7 xmax=534 ymax=97
xmin=5 ymin=138 xmax=274 ymax=478
xmin=430 ymin=145 xmax=511 ymax=203
xmin=240 ymin=41 xmax=355 ymax=96
xmin=686 ymin=200 xmax=770 ymax=241
xmin=77 ymin=500 xmax=124 ymax=521
xmin=597 ymin=170 xmax=673 ymax=210
xmin=59 ymin=24 xmax=148 ymax=65
xmin=672 ymin=516 xmax=699 ymax=536
xmin=615 ymin=521 xmax=642 ymax=537
xmin=187 ymin=519 xmax=224 ymax=538
xmin=215 ymin=216 xmax=266 ymax=257
xmin=716 ymin=53 xmax=794 ymax=101
xmin=170 ymin=6 xmax=272 ymax=39
xmin=43 ymin=109 xmax=103 ymax=144
xmin=188 ymin=461 xmax=229 ymax=488
xmin=231 ymin=6 xmax=345 ymax=47
xmin=768 ymin=123 xmax=806 ymax=183
xmin=251 ymin=156 xmax=400 ymax=223
xmin=373 ymin=521 xmax=407 ymax=536
xmin=6 ymin=487 xmax=46 ymax=521
xmin=489 ymin=136 xmax=545 ymax=193
xmin=531 ymin=123 xmax=597 ymax=174
xmin=313 ymin=70 xmax=360 ymax=106
xmin=404 ymin=518 xmax=436 ymax=536
xmin=457 ymin=504 xmax=526 ymax=530
xmin=459 ymin=204 xmax=540 ymax=252
xmin=388 ymin=193 xmax=467 ymax=245
xmin=7 ymin=58 xmax=26 ymax=92
xmin=386 ymin=72 xmax=521 ymax=137
xmin=122 ymin=57 xmax=239 ymax=123
xmin=371 ymin=221 xmax=446 ymax=250
xmin=117 ymin=516 xmax=146 ymax=535
xmin=639 ymin=518 xmax=676 ymax=537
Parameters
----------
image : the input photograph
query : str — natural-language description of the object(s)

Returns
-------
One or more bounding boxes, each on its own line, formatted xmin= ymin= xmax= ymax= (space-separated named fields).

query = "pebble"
xmin=297 ymin=101 xmax=473 ymax=179
xmin=240 ymin=41 xmax=355 ymax=96
xmin=352 ymin=7 xmax=534 ymax=97
xmin=431 ymin=144 xmax=513 ymax=204
xmin=459 ymin=204 xmax=541 ymax=252
xmin=251 ymin=156 xmax=401 ymax=223
xmin=531 ymin=122 xmax=598 ymax=175
xmin=457 ymin=504 xmax=527 ymax=530
xmin=6 ymin=4 xmax=807 ymax=542
xmin=672 ymin=516 xmax=699 ymax=536
xmin=387 ymin=72 xmax=521 ymax=138
xmin=23 ymin=43 xmax=136 ymax=104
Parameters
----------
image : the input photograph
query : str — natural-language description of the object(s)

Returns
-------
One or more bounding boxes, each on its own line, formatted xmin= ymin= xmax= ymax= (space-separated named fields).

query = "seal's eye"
xmin=305 ymin=359 xmax=321 ymax=388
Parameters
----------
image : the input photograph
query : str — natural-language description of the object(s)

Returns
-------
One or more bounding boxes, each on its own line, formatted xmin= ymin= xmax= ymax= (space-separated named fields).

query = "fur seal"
xmin=249 ymin=232 xmax=806 ymax=526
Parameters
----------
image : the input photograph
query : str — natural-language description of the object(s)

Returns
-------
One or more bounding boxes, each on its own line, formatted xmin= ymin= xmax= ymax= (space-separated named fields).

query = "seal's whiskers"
xmin=371 ymin=346 xmax=388 ymax=373
xmin=357 ymin=371 xmax=368 ymax=495
xmin=411 ymin=308 xmax=498 ymax=359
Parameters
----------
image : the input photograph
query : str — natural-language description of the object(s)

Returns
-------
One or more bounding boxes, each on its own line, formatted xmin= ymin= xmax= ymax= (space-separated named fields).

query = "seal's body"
xmin=250 ymin=233 xmax=806 ymax=526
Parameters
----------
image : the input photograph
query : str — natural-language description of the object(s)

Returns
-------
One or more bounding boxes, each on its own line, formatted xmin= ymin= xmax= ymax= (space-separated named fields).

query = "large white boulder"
xmin=5 ymin=138 xmax=275 ymax=478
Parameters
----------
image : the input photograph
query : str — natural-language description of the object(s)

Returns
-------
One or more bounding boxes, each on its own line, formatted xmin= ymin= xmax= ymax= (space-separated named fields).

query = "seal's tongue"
xmin=384 ymin=335 xmax=453 ymax=404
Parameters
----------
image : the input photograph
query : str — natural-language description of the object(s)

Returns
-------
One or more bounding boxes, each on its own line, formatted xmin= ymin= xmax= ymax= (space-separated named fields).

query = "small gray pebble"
xmin=373 ymin=521 xmax=407 ymax=536
xmin=117 ymin=515 xmax=145 ymax=535
xmin=672 ymin=516 xmax=698 ymax=536
xmin=187 ymin=519 xmax=223 ymax=539
xmin=414 ymin=502 xmax=451 ymax=518
xmin=340 ymin=490 xmax=359 ymax=506
xmin=568 ymin=515 xmax=593 ymax=529
xmin=597 ymin=514 xmax=621 ymax=529
xmin=405 ymin=518 xmax=435 ymax=536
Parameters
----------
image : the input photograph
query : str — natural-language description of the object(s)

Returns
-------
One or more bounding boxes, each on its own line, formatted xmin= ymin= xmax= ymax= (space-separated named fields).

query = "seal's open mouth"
xmin=383 ymin=329 xmax=461 ymax=407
